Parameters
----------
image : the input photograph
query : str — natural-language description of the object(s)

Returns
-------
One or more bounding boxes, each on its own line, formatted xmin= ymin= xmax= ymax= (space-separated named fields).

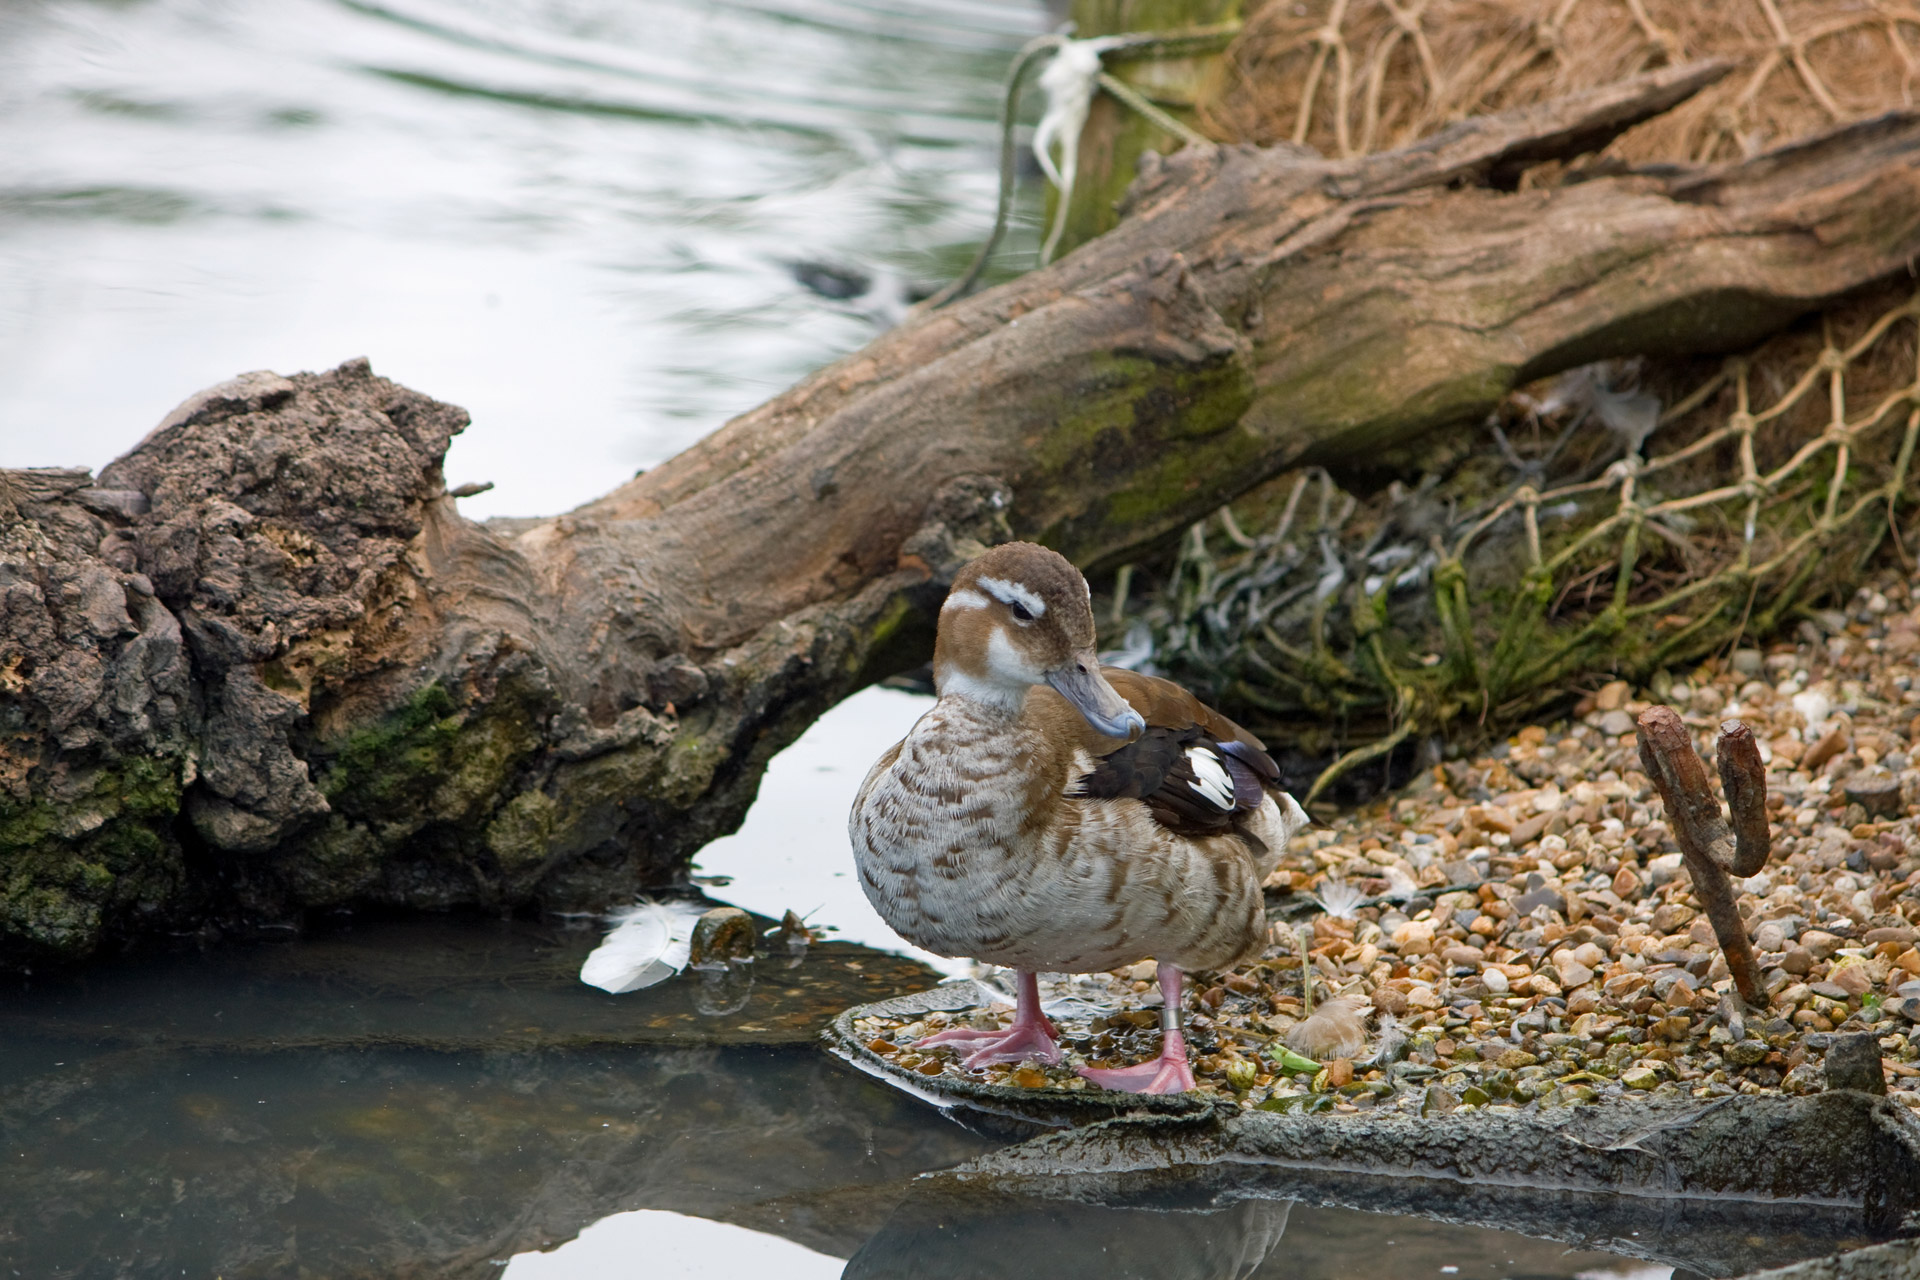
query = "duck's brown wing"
xmin=1066 ymin=669 xmax=1280 ymax=838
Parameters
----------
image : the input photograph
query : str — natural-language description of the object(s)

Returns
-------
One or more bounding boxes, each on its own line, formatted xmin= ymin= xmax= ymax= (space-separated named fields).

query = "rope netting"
xmin=1197 ymin=0 xmax=1920 ymax=166
xmin=1103 ymin=285 xmax=1920 ymax=800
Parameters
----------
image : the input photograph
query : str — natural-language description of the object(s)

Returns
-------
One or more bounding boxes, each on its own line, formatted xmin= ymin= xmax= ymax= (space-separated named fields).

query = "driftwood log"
xmin=7 ymin=63 xmax=1920 ymax=965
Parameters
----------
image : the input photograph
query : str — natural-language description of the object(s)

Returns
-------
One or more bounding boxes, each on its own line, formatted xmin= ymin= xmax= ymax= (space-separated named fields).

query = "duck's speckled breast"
xmin=849 ymin=696 xmax=1277 ymax=974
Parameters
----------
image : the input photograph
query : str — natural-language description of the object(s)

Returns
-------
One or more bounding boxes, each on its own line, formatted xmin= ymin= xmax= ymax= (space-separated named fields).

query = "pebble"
xmin=1846 ymin=771 xmax=1904 ymax=817
xmin=1621 ymin=1066 xmax=1660 ymax=1090
xmin=1597 ymin=709 xmax=1636 ymax=737
xmin=1824 ymin=1033 xmax=1888 ymax=1095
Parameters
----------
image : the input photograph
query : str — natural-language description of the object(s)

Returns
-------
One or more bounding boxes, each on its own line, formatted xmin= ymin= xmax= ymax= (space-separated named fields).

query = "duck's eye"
xmin=1008 ymin=600 xmax=1034 ymax=622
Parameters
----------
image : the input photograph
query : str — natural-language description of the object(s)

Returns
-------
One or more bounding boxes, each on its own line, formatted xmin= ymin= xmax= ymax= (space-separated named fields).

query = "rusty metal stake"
xmin=1636 ymin=707 xmax=1771 ymax=1007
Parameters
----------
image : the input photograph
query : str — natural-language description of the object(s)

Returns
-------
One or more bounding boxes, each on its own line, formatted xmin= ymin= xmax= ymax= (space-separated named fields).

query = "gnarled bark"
xmin=7 ymin=63 xmax=1920 ymax=965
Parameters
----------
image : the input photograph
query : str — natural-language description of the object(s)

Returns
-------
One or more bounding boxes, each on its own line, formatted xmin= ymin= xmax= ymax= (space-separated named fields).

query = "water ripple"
xmin=0 ymin=0 xmax=1050 ymax=518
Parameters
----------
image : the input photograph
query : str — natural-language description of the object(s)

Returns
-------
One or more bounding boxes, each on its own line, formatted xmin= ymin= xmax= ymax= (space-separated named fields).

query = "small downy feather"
xmin=580 ymin=899 xmax=705 ymax=993
xmin=1367 ymin=1012 xmax=1408 ymax=1068
xmin=1285 ymin=994 xmax=1369 ymax=1061
xmin=1311 ymin=878 xmax=1367 ymax=920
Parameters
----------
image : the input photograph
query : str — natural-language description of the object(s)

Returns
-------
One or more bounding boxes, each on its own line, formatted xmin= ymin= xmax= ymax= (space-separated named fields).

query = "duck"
xmin=850 ymin=541 xmax=1310 ymax=1094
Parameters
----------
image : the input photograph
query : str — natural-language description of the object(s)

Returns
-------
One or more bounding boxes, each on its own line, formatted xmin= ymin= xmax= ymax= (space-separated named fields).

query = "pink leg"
xmin=1078 ymin=962 xmax=1197 ymax=1095
xmin=916 ymin=971 xmax=1062 ymax=1068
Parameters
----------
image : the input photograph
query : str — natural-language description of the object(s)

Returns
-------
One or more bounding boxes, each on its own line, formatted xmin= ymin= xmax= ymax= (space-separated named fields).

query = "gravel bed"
xmin=853 ymin=571 xmax=1920 ymax=1116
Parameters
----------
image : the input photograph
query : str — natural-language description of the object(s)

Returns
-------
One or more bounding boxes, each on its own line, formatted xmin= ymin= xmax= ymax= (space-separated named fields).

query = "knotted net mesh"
xmin=1104 ymin=285 xmax=1920 ymax=799
xmin=1197 ymin=0 xmax=1919 ymax=166
xmin=1099 ymin=1 xmax=1920 ymax=797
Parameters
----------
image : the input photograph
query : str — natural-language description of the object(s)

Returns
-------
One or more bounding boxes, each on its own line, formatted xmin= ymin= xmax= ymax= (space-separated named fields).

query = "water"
xmin=0 ymin=0 xmax=1048 ymax=518
xmin=0 ymin=3 xmax=1868 ymax=1275
xmin=692 ymin=685 xmax=969 ymax=975
xmin=0 ymin=913 xmax=1712 ymax=1278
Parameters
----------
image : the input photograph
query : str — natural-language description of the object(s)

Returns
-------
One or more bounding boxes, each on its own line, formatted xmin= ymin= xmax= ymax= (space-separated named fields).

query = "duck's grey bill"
xmin=1047 ymin=663 xmax=1146 ymax=741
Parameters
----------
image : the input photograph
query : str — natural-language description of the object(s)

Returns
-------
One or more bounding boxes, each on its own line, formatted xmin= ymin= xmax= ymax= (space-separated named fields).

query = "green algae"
xmin=0 ymin=754 xmax=185 ymax=960
xmin=316 ymin=681 xmax=461 ymax=809
xmin=1024 ymin=347 xmax=1258 ymax=561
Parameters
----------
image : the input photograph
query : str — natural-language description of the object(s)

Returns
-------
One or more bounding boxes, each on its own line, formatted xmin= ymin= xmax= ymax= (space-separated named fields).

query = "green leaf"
xmin=1265 ymin=1046 xmax=1321 ymax=1074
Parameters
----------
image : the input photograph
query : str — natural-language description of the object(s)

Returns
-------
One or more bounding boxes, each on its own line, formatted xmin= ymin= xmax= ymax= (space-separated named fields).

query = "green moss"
xmin=655 ymin=732 xmax=730 ymax=810
xmin=535 ymin=743 xmax=666 ymax=861
xmin=318 ymin=682 xmax=461 ymax=808
xmin=0 ymin=754 xmax=185 ymax=960
xmin=317 ymin=677 xmax=541 ymax=828
xmin=1024 ymin=349 xmax=1258 ymax=558
xmin=427 ymin=704 xmax=542 ymax=823
xmin=484 ymin=789 xmax=556 ymax=876
xmin=855 ymin=594 xmax=916 ymax=671
xmin=303 ymin=675 xmax=551 ymax=898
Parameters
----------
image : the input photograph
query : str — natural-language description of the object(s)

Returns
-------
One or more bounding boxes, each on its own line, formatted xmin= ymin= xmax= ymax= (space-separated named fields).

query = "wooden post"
xmin=1051 ymin=0 xmax=1239 ymax=257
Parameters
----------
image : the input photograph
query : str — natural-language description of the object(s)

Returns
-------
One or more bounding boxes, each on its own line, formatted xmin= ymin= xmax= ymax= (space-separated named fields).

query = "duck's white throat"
xmin=935 ymin=625 xmax=1043 ymax=714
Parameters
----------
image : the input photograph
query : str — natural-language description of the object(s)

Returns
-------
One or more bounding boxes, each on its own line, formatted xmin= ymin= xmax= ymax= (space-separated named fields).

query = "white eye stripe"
xmin=977 ymin=575 xmax=1046 ymax=618
xmin=942 ymin=589 xmax=990 ymax=612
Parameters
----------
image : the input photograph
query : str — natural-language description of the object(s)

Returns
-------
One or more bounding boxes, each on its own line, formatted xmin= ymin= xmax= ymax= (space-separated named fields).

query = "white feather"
xmin=1311 ymin=878 xmax=1366 ymax=920
xmin=580 ymin=899 xmax=704 ymax=993
xmin=1185 ymin=746 xmax=1234 ymax=810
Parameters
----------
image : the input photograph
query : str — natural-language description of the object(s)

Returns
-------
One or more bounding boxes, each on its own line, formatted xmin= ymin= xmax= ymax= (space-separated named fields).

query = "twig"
xmin=1635 ymin=706 xmax=1769 ymax=1006
xmin=924 ymin=34 xmax=1064 ymax=309
xmin=1717 ymin=719 xmax=1772 ymax=877
xmin=1305 ymin=716 xmax=1413 ymax=805
xmin=1296 ymin=924 xmax=1315 ymax=1017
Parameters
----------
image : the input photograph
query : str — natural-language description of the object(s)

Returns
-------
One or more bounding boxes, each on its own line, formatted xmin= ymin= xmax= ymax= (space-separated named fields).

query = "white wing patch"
xmin=1186 ymin=745 xmax=1234 ymax=811
xmin=977 ymin=575 xmax=1046 ymax=618
xmin=942 ymin=588 xmax=990 ymax=612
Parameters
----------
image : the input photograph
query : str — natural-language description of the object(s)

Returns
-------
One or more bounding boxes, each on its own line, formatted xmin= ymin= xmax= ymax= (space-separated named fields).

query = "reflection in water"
xmin=0 ymin=1040 xmax=990 ymax=1277
xmin=0 ymin=914 xmax=939 ymax=1056
xmin=0 ymin=0 xmax=1048 ymax=516
xmin=508 ymin=1209 xmax=845 ymax=1278
xmin=690 ymin=956 xmax=757 ymax=1015
xmin=842 ymin=1178 xmax=1696 ymax=1280
xmin=847 ymin=1190 xmax=1291 ymax=1280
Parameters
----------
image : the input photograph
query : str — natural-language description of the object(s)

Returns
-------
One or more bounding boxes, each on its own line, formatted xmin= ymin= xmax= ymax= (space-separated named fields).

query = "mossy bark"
xmin=7 ymin=67 xmax=1920 ymax=966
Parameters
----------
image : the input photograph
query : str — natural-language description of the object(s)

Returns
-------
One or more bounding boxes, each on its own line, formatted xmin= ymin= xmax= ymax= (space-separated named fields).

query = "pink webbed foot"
xmin=1077 ymin=1038 xmax=1196 ymax=1095
xmin=914 ymin=971 xmax=1061 ymax=1069
xmin=918 ymin=1017 xmax=1062 ymax=1069
xmin=1077 ymin=962 xmax=1197 ymax=1094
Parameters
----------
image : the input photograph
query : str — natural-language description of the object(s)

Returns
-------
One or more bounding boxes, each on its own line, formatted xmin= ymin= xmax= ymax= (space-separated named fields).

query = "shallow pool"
xmin=0 ymin=906 xmax=1753 ymax=1279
